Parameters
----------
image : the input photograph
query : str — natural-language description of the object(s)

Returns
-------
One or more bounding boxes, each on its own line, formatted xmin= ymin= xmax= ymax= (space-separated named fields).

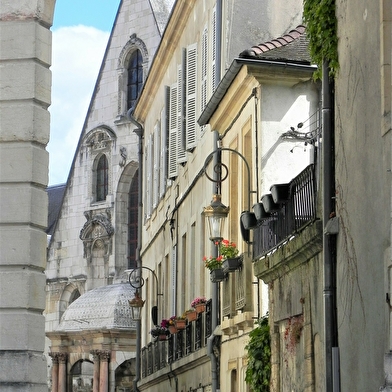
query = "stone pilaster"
xmin=58 ymin=353 xmax=67 ymax=392
xmin=0 ymin=1 xmax=54 ymax=391
xmin=91 ymin=350 xmax=101 ymax=392
xmin=49 ymin=352 xmax=60 ymax=392
xmin=98 ymin=351 xmax=110 ymax=392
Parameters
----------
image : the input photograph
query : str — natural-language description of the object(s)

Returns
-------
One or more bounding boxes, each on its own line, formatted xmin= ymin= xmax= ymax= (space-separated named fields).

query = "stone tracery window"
xmin=117 ymin=34 xmax=148 ymax=117
xmin=127 ymin=49 xmax=143 ymax=111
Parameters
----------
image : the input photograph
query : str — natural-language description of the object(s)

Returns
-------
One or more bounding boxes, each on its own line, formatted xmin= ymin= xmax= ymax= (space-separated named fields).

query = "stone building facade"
xmin=3 ymin=0 xmax=390 ymax=391
xmin=0 ymin=1 xmax=55 ymax=390
xmin=44 ymin=0 xmax=174 ymax=390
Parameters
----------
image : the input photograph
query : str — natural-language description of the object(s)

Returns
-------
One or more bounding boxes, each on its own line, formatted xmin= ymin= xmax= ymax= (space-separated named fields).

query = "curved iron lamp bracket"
xmin=128 ymin=266 xmax=163 ymax=297
xmin=203 ymin=147 xmax=256 ymax=211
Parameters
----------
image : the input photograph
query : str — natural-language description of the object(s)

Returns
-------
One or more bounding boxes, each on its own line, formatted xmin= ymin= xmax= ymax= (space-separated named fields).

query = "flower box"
xmin=186 ymin=310 xmax=198 ymax=322
xmin=210 ymin=268 xmax=226 ymax=283
xmin=270 ymin=183 xmax=290 ymax=203
xmin=222 ymin=255 xmax=243 ymax=273
xmin=261 ymin=194 xmax=280 ymax=213
xmin=159 ymin=334 xmax=168 ymax=341
xmin=169 ymin=325 xmax=177 ymax=334
xmin=253 ymin=202 xmax=270 ymax=221
xmin=240 ymin=211 xmax=258 ymax=230
xmin=191 ymin=297 xmax=206 ymax=308
xmin=195 ymin=303 xmax=206 ymax=314
xmin=175 ymin=319 xmax=186 ymax=330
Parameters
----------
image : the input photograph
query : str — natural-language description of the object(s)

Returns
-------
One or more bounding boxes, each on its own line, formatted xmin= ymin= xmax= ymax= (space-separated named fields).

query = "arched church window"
xmin=128 ymin=170 xmax=138 ymax=269
xmin=127 ymin=50 xmax=143 ymax=110
xmin=96 ymin=155 xmax=108 ymax=202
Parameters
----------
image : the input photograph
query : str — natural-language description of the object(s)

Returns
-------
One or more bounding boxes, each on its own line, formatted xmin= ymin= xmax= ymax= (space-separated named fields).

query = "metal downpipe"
xmin=322 ymin=60 xmax=339 ymax=392
xmin=207 ymin=1 xmax=223 ymax=390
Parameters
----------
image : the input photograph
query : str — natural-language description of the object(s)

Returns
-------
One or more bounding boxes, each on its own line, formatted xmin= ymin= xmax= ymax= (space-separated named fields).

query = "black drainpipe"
xmin=206 ymin=1 xmax=223 ymax=391
xmin=322 ymin=60 xmax=339 ymax=392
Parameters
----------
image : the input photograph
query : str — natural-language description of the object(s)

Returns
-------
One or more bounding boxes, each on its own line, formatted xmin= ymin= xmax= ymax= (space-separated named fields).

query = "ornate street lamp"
xmin=203 ymin=194 xmax=230 ymax=243
xmin=128 ymin=266 xmax=162 ymax=322
xmin=128 ymin=290 xmax=145 ymax=321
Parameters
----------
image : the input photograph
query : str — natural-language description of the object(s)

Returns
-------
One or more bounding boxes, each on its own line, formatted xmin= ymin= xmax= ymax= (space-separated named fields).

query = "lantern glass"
xmin=130 ymin=305 xmax=142 ymax=321
xmin=128 ymin=291 xmax=145 ymax=321
xmin=203 ymin=194 xmax=229 ymax=242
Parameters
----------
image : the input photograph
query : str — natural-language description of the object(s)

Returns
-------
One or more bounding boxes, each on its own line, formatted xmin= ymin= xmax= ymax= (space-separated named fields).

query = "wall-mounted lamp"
xmin=128 ymin=291 xmax=145 ymax=321
xmin=203 ymin=194 xmax=230 ymax=243
xmin=203 ymin=147 xmax=256 ymax=246
xmin=128 ymin=266 xmax=162 ymax=323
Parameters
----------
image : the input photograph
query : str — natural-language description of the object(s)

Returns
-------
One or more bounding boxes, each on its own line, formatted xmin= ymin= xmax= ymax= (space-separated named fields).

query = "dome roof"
xmin=57 ymin=283 xmax=137 ymax=332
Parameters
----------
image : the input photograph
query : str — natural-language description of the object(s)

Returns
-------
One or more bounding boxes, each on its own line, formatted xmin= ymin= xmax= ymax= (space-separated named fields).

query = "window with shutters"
xmin=160 ymin=104 xmax=168 ymax=198
xmin=153 ymin=121 xmax=160 ymax=208
xmin=177 ymin=64 xmax=187 ymax=164
xmin=145 ymin=135 xmax=153 ymax=219
xmin=200 ymin=30 xmax=208 ymax=136
xmin=186 ymin=43 xmax=198 ymax=149
xmin=211 ymin=7 xmax=217 ymax=93
xmin=168 ymin=82 xmax=178 ymax=179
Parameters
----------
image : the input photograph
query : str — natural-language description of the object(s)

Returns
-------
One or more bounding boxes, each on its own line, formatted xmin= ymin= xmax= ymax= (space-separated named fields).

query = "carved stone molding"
xmin=84 ymin=127 xmax=116 ymax=153
xmin=80 ymin=209 xmax=114 ymax=262
xmin=58 ymin=352 xmax=68 ymax=364
xmin=49 ymin=351 xmax=60 ymax=364
xmin=97 ymin=350 xmax=111 ymax=362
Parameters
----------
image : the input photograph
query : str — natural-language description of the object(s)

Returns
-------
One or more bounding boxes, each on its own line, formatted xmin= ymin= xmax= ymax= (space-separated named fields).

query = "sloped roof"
xmin=150 ymin=0 xmax=175 ymax=35
xmin=46 ymin=184 xmax=66 ymax=235
xmin=198 ymin=25 xmax=316 ymax=127
xmin=57 ymin=283 xmax=137 ymax=332
xmin=239 ymin=25 xmax=311 ymax=64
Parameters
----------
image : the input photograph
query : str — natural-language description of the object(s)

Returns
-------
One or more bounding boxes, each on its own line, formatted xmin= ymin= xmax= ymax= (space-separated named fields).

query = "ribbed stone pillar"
xmin=99 ymin=351 xmax=110 ymax=392
xmin=92 ymin=350 xmax=100 ymax=392
xmin=49 ymin=352 xmax=59 ymax=392
xmin=58 ymin=353 xmax=67 ymax=392
xmin=0 ymin=1 xmax=55 ymax=391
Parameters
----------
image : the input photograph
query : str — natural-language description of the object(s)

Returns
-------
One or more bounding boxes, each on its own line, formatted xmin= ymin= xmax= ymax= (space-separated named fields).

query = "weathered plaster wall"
xmin=0 ymin=0 xmax=55 ymax=390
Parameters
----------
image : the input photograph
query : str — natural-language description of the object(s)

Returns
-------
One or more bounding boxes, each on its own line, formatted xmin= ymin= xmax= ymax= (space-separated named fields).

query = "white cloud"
xmin=48 ymin=25 xmax=109 ymax=185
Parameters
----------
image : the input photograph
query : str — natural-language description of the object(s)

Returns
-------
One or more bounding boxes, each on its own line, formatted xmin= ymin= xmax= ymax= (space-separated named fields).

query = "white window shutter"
xmin=211 ymin=7 xmax=217 ymax=93
xmin=187 ymin=43 xmax=198 ymax=149
xmin=159 ymin=106 xmax=167 ymax=197
xmin=177 ymin=64 xmax=187 ymax=163
xmin=153 ymin=122 xmax=160 ymax=208
xmin=168 ymin=83 xmax=178 ymax=178
xmin=200 ymin=31 xmax=208 ymax=136
xmin=145 ymin=140 xmax=151 ymax=218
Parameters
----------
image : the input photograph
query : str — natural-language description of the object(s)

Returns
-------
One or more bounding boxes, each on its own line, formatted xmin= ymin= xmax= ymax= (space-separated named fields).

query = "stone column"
xmin=0 ymin=1 xmax=55 ymax=391
xmin=58 ymin=353 xmax=67 ymax=392
xmin=49 ymin=352 xmax=59 ymax=392
xmin=91 ymin=350 xmax=100 ymax=392
xmin=99 ymin=351 xmax=110 ymax=392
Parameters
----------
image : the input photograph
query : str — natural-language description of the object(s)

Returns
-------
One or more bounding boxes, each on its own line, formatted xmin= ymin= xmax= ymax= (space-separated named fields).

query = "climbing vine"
xmin=245 ymin=314 xmax=271 ymax=392
xmin=303 ymin=0 xmax=339 ymax=78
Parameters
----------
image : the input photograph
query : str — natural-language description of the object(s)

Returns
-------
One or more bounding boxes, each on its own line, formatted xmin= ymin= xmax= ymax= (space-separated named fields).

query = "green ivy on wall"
xmin=303 ymin=0 xmax=338 ymax=78
xmin=245 ymin=314 xmax=271 ymax=392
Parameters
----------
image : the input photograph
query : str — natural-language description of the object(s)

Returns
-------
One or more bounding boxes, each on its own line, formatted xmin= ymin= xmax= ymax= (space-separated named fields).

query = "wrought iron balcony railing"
xmin=253 ymin=164 xmax=317 ymax=260
xmin=141 ymin=300 xmax=212 ymax=378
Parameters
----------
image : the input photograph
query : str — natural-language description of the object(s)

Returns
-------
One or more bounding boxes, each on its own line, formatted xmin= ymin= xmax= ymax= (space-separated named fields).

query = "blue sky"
xmin=53 ymin=0 xmax=120 ymax=30
xmin=48 ymin=0 xmax=121 ymax=185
